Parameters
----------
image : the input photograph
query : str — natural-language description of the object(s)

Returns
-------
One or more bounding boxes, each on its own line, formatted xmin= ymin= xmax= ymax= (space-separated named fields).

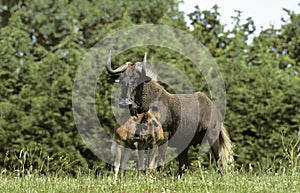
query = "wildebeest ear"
xmin=137 ymin=75 xmax=151 ymax=84
xmin=108 ymin=78 xmax=119 ymax=83
xmin=107 ymin=75 xmax=120 ymax=83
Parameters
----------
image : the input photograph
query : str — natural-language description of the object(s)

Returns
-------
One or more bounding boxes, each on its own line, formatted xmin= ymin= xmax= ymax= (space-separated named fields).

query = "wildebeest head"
xmin=106 ymin=51 xmax=152 ymax=115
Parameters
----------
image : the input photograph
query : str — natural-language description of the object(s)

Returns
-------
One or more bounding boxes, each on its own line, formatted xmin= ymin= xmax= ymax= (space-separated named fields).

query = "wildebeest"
xmin=107 ymin=51 xmax=233 ymax=176
xmin=112 ymin=107 xmax=168 ymax=181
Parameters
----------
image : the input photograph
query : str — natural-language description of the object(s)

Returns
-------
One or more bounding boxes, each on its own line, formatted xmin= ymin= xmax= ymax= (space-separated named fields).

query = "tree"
xmin=0 ymin=0 xmax=187 ymax=174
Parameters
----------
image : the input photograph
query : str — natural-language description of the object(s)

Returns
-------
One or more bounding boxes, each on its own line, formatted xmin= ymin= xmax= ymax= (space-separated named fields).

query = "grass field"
xmin=1 ymin=165 xmax=299 ymax=193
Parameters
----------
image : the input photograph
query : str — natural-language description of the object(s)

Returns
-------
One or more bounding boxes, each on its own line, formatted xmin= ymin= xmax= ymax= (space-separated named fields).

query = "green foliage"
xmin=0 ymin=0 xmax=299 ymax=175
xmin=187 ymin=5 xmax=300 ymax=169
xmin=0 ymin=0 xmax=188 ymax=174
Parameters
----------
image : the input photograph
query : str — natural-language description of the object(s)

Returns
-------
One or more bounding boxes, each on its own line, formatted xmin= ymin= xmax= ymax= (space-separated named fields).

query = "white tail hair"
xmin=219 ymin=125 xmax=234 ymax=171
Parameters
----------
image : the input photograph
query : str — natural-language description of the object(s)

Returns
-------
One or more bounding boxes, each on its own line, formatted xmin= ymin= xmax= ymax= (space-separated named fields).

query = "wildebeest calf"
xmin=113 ymin=107 xmax=167 ymax=181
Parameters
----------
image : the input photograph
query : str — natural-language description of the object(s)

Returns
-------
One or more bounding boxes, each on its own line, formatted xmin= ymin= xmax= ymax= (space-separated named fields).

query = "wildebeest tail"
xmin=219 ymin=125 xmax=234 ymax=171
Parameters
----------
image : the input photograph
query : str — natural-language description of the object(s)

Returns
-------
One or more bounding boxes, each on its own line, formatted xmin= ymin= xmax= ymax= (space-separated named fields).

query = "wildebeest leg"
xmin=177 ymin=147 xmax=189 ymax=176
xmin=210 ymin=139 xmax=223 ymax=175
xmin=114 ymin=143 xmax=122 ymax=181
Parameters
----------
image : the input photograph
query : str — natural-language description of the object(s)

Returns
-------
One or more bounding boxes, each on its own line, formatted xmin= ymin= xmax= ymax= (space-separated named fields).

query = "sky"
xmin=179 ymin=0 xmax=300 ymax=33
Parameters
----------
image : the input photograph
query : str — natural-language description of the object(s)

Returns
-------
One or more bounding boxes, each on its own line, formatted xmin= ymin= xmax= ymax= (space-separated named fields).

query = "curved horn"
xmin=106 ymin=50 xmax=128 ymax=74
xmin=142 ymin=52 xmax=147 ymax=74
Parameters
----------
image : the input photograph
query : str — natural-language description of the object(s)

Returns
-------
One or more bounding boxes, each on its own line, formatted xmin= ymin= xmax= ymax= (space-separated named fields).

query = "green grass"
xmin=1 ymin=166 xmax=299 ymax=193
xmin=1 ymin=139 xmax=299 ymax=193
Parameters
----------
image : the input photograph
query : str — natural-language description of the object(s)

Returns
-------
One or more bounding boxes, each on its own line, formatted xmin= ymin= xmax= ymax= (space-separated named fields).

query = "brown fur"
xmin=113 ymin=108 xmax=167 ymax=181
xmin=131 ymin=80 xmax=233 ymax=176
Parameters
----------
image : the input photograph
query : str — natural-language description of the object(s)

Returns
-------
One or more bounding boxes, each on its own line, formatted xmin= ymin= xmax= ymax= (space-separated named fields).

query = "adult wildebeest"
xmin=112 ymin=107 xmax=167 ymax=181
xmin=106 ymin=51 xmax=233 ymax=176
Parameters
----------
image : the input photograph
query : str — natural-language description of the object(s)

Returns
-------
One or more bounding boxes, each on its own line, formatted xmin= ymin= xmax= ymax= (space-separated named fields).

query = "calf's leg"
xmin=137 ymin=149 xmax=145 ymax=176
xmin=114 ymin=144 xmax=122 ymax=181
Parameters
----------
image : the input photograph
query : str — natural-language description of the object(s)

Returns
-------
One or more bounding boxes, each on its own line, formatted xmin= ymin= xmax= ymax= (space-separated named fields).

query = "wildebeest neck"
xmin=130 ymin=81 xmax=167 ymax=114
